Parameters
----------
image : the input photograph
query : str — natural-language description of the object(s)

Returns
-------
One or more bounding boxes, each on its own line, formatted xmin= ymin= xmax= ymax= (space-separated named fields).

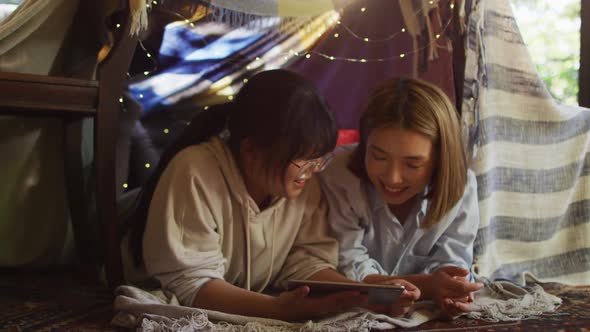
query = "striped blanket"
xmin=463 ymin=0 xmax=590 ymax=285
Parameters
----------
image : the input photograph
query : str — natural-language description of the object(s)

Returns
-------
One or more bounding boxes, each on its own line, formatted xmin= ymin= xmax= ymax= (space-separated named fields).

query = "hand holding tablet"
xmin=287 ymin=279 xmax=406 ymax=306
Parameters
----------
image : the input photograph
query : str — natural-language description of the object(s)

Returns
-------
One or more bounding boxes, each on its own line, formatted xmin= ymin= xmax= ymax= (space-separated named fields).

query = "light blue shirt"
xmin=318 ymin=144 xmax=480 ymax=281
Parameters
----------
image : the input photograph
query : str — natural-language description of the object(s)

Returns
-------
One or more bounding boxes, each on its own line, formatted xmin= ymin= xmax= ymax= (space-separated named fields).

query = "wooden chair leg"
xmin=95 ymin=7 xmax=138 ymax=290
xmin=95 ymin=106 xmax=124 ymax=290
xmin=64 ymin=118 xmax=99 ymax=274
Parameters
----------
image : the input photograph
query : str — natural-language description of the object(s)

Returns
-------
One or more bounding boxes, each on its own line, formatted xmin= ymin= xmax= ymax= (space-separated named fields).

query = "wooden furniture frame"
xmin=0 ymin=6 xmax=138 ymax=290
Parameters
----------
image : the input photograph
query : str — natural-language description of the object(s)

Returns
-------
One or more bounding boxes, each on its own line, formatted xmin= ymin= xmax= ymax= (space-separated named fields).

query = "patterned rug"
xmin=1 ymin=269 xmax=589 ymax=331
xmin=0 ymin=269 xmax=127 ymax=332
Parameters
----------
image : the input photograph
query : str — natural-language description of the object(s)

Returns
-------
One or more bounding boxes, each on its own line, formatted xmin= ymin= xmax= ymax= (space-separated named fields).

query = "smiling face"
xmin=243 ymin=153 xmax=321 ymax=207
xmin=365 ymin=126 xmax=435 ymax=208
xmin=282 ymin=159 xmax=310 ymax=198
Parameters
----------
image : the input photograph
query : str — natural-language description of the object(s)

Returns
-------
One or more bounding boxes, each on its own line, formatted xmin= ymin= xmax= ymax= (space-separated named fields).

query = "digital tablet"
xmin=286 ymin=280 xmax=405 ymax=305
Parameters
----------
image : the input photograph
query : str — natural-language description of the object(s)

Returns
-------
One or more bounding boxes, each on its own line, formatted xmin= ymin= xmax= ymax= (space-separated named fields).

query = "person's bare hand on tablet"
xmin=365 ymin=279 xmax=421 ymax=317
xmin=274 ymin=285 xmax=367 ymax=321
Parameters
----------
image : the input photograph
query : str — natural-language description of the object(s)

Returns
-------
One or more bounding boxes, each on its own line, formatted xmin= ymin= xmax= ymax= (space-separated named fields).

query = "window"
xmin=0 ymin=0 xmax=22 ymax=22
xmin=512 ymin=0 xmax=581 ymax=105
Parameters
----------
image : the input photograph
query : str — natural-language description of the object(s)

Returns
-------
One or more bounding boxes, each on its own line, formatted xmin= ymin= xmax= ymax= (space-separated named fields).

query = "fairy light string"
xmin=121 ymin=0 xmax=455 ymax=190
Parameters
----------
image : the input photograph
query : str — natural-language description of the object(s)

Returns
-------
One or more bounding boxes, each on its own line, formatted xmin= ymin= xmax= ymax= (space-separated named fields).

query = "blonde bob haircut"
xmin=349 ymin=77 xmax=467 ymax=228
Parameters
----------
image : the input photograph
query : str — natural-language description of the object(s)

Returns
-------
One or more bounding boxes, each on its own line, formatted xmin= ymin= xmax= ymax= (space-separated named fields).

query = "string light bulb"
xmin=145 ymin=163 xmax=151 ymax=168
xmin=163 ymin=128 xmax=170 ymax=134
xmin=335 ymin=4 xmax=435 ymax=43
xmin=123 ymin=183 xmax=128 ymax=189
xmin=137 ymin=40 xmax=158 ymax=76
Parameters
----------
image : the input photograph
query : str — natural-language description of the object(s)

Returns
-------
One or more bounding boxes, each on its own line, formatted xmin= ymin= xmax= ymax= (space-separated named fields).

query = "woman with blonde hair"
xmin=319 ymin=77 xmax=483 ymax=317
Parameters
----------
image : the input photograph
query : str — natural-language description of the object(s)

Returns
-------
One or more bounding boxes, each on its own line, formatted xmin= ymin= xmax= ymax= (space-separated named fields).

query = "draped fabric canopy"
xmin=0 ymin=0 xmax=80 ymax=267
xmin=0 ymin=0 xmax=75 ymax=73
xmin=130 ymin=0 xmax=355 ymax=35
xmin=130 ymin=0 xmax=457 ymax=129
xmin=0 ymin=0 xmax=118 ymax=267
xmin=207 ymin=0 xmax=352 ymax=17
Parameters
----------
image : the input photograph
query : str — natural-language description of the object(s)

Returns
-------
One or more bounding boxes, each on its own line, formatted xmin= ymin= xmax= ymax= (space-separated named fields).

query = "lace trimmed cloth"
xmin=111 ymin=285 xmax=437 ymax=331
xmin=465 ymin=273 xmax=562 ymax=322
xmin=112 ymin=277 xmax=561 ymax=331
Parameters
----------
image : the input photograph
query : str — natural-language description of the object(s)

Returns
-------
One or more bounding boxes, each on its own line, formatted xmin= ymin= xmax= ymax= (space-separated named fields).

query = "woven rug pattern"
xmin=0 ymin=269 xmax=126 ymax=332
xmin=1 ymin=269 xmax=589 ymax=331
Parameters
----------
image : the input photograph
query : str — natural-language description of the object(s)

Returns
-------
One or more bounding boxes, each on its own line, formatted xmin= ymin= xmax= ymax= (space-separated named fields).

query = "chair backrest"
xmin=0 ymin=3 xmax=138 ymax=290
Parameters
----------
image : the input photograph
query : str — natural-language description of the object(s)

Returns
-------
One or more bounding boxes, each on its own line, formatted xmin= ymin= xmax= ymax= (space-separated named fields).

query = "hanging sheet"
xmin=463 ymin=0 xmax=590 ymax=285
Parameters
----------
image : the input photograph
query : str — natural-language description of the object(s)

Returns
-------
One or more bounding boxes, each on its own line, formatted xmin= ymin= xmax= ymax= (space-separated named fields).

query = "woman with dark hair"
xmin=318 ymin=77 xmax=483 ymax=318
xmin=121 ymin=70 xmax=419 ymax=321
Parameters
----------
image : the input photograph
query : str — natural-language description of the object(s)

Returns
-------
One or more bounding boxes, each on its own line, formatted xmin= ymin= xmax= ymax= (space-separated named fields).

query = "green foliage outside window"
xmin=512 ymin=0 xmax=581 ymax=105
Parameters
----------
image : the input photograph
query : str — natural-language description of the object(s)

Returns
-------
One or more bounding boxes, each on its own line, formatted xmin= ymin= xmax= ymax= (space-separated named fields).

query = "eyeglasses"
xmin=291 ymin=153 xmax=334 ymax=180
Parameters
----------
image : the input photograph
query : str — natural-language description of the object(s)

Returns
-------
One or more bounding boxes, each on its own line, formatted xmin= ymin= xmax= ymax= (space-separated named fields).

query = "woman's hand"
xmin=431 ymin=266 xmax=482 ymax=317
xmin=438 ymin=292 xmax=474 ymax=319
xmin=274 ymin=286 xmax=367 ymax=321
xmin=364 ymin=278 xmax=421 ymax=317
